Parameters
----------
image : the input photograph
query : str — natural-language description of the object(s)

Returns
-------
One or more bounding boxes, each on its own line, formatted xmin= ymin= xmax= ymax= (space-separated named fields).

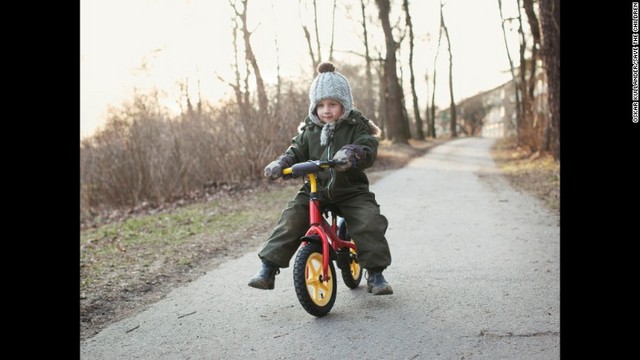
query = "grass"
xmin=80 ymin=182 xmax=299 ymax=295
xmin=491 ymin=136 xmax=560 ymax=214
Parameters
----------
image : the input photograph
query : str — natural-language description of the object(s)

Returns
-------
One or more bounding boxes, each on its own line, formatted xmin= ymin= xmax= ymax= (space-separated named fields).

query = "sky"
xmin=80 ymin=0 xmax=520 ymax=139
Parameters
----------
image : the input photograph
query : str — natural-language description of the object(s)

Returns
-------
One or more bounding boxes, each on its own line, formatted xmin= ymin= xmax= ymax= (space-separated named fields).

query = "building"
xmin=436 ymin=71 xmax=547 ymax=139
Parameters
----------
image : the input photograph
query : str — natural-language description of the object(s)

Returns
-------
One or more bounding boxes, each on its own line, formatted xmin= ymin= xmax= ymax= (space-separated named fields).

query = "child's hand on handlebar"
xmin=332 ymin=144 xmax=364 ymax=171
xmin=264 ymin=155 xmax=295 ymax=180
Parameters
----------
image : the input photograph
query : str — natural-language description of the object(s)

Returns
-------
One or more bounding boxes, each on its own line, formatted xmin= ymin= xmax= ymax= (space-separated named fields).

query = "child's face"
xmin=315 ymin=99 xmax=344 ymax=123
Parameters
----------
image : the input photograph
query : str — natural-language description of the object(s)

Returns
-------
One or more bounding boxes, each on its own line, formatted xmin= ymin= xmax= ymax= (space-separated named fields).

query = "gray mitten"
xmin=264 ymin=155 xmax=295 ymax=179
xmin=332 ymin=144 xmax=364 ymax=172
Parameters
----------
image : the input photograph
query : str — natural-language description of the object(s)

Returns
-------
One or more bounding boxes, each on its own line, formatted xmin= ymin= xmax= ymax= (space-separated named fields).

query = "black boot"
xmin=248 ymin=261 xmax=280 ymax=290
xmin=366 ymin=268 xmax=393 ymax=295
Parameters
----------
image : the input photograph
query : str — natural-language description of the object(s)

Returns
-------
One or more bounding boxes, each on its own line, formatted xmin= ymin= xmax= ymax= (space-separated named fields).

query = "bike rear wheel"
xmin=293 ymin=242 xmax=337 ymax=317
xmin=340 ymin=239 xmax=362 ymax=289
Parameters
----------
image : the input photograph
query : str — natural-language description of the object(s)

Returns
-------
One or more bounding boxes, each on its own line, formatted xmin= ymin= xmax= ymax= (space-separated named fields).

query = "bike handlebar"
xmin=282 ymin=160 xmax=348 ymax=178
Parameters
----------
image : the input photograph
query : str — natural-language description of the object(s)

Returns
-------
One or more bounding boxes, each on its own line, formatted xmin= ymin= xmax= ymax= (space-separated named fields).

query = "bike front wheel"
xmin=293 ymin=242 xmax=337 ymax=317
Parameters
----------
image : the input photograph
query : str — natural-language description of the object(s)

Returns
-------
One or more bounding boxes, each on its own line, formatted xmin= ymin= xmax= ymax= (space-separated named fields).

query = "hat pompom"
xmin=317 ymin=62 xmax=335 ymax=73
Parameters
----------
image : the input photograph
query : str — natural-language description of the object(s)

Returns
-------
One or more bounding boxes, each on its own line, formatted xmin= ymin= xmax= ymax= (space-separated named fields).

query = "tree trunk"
xmin=497 ymin=0 xmax=522 ymax=138
xmin=538 ymin=0 xmax=560 ymax=161
xmin=429 ymin=7 xmax=444 ymax=139
xmin=329 ymin=0 xmax=337 ymax=61
xmin=403 ymin=0 xmax=425 ymax=140
xmin=378 ymin=59 xmax=387 ymax=136
xmin=424 ymin=72 xmax=432 ymax=138
xmin=523 ymin=0 xmax=541 ymax=102
xmin=360 ymin=0 xmax=376 ymax=119
xmin=313 ymin=0 xmax=322 ymax=62
xmin=237 ymin=0 xmax=269 ymax=116
xmin=299 ymin=0 xmax=318 ymax=71
xmin=375 ymin=0 xmax=409 ymax=144
xmin=441 ymin=2 xmax=457 ymax=138
xmin=516 ymin=1 xmax=532 ymax=149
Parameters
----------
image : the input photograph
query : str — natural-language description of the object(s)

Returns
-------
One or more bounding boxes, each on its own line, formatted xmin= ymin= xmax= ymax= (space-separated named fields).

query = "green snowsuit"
xmin=258 ymin=109 xmax=392 ymax=270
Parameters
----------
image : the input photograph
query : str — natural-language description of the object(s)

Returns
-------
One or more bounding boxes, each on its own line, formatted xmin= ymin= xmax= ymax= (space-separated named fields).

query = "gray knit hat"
xmin=308 ymin=62 xmax=353 ymax=125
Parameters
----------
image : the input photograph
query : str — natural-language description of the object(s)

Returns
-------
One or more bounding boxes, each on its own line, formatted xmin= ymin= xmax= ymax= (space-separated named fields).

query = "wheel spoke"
xmin=305 ymin=253 xmax=332 ymax=305
xmin=305 ymin=258 xmax=322 ymax=283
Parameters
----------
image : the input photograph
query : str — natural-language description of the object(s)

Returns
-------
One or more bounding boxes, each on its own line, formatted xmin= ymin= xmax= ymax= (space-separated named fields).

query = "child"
xmin=248 ymin=62 xmax=393 ymax=295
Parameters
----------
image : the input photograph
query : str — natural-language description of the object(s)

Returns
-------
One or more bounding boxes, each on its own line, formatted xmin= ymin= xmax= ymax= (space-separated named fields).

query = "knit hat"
xmin=308 ymin=62 xmax=353 ymax=126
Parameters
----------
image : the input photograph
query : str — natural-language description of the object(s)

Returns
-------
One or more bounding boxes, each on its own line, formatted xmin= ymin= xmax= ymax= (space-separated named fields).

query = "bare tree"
xmin=272 ymin=3 xmax=283 ymax=119
xmin=513 ymin=0 xmax=548 ymax=153
xmin=313 ymin=0 xmax=323 ymax=63
xmin=231 ymin=0 xmax=269 ymax=116
xmin=428 ymin=11 xmax=443 ymax=139
xmin=299 ymin=0 xmax=319 ymax=69
xmin=375 ymin=0 xmax=409 ymax=144
xmin=440 ymin=1 xmax=457 ymax=137
xmin=514 ymin=0 xmax=544 ymax=151
xmin=538 ymin=0 xmax=560 ymax=161
xmin=523 ymin=0 xmax=541 ymax=100
xmin=458 ymin=97 xmax=491 ymax=136
xmin=377 ymin=52 xmax=387 ymax=136
xmin=497 ymin=0 xmax=523 ymax=139
xmin=516 ymin=0 xmax=528 ymax=146
xmin=360 ymin=0 xmax=376 ymax=117
xmin=329 ymin=0 xmax=337 ymax=61
xmin=395 ymin=39 xmax=413 ymax=140
xmin=219 ymin=14 xmax=246 ymax=110
xmin=299 ymin=0 xmax=336 ymax=71
xmin=403 ymin=0 xmax=425 ymax=139
xmin=424 ymin=71 xmax=432 ymax=138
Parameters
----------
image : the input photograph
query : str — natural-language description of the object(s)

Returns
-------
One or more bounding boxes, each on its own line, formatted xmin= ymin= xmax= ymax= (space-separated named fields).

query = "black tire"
xmin=340 ymin=239 xmax=363 ymax=289
xmin=293 ymin=242 xmax=337 ymax=317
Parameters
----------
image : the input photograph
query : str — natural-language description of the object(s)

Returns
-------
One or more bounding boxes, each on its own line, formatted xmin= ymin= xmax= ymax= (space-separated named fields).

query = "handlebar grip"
xmin=291 ymin=161 xmax=322 ymax=177
xmin=283 ymin=160 xmax=348 ymax=178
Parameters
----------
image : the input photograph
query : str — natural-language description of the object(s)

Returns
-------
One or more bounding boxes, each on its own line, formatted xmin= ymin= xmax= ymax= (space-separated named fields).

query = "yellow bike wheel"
xmin=340 ymin=239 xmax=362 ymax=289
xmin=293 ymin=242 xmax=337 ymax=317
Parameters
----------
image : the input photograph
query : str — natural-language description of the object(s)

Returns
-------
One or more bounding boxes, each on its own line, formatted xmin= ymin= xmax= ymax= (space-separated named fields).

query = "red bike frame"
xmin=285 ymin=162 xmax=357 ymax=284
xmin=304 ymin=187 xmax=357 ymax=283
